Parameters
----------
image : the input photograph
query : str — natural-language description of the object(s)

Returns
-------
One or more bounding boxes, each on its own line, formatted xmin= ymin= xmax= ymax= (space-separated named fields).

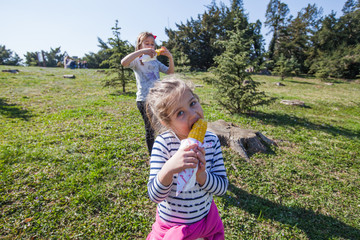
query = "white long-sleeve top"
xmin=147 ymin=130 xmax=228 ymax=225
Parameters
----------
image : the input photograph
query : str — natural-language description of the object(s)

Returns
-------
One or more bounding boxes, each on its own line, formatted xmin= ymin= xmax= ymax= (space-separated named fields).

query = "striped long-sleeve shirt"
xmin=147 ymin=130 xmax=228 ymax=225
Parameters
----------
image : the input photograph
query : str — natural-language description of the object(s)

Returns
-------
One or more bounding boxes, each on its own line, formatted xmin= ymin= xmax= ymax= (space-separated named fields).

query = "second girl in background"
xmin=121 ymin=32 xmax=174 ymax=155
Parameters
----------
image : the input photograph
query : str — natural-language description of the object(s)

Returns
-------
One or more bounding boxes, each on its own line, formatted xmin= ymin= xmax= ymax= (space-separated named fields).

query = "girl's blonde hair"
xmin=146 ymin=76 xmax=199 ymax=134
xmin=136 ymin=32 xmax=156 ymax=50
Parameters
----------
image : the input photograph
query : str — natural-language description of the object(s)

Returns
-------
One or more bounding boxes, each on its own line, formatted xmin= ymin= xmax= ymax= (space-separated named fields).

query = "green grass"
xmin=1 ymin=66 xmax=359 ymax=239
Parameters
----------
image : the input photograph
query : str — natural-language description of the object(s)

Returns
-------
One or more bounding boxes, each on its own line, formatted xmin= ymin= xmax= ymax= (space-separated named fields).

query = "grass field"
xmin=1 ymin=66 xmax=359 ymax=239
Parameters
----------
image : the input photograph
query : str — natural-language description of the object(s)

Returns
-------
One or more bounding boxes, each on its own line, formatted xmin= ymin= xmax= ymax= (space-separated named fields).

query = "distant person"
xmin=121 ymin=32 xmax=174 ymax=155
xmin=82 ymin=61 xmax=87 ymax=69
xmin=64 ymin=56 xmax=75 ymax=69
xmin=77 ymin=60 xmax=82 ymax=69
xmin=145 ymin=77 xmax=228 ymax=239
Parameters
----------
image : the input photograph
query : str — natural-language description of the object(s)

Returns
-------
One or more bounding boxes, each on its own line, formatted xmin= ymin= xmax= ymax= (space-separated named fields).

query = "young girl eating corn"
xmin=145 ymin=77 xmax=228 ymax=240
xmin=121 ymin=32 xmax=174 ymax=155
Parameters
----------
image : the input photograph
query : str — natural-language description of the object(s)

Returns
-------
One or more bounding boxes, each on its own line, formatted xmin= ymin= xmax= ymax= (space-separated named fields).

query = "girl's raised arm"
xmin=121 ymin=48 xmax=157 ymax=67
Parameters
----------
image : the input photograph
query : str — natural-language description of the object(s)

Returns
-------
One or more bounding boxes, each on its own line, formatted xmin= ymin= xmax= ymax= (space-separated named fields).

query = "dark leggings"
xmin=137 ymin=101 xmax=155 ymax=155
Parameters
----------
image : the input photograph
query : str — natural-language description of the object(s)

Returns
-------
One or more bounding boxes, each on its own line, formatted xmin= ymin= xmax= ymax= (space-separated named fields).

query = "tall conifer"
xmin=211 ymin=12 xmax=274 ymax=114
xmin=101 ymin=20 xmax=133 ymax=92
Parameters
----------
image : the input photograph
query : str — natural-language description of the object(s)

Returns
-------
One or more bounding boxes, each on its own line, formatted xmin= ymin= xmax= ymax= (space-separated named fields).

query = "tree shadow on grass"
xmin=250 ymin=111 xmax=360 ymax=140
xmin=0 ymin=98 xmax=32 ymax=120
xmin=284 ymin=79 xmax=346 ymax=85
xmin=109 ymin=91 xmax=136 ymax=98
xmin=285 ymin=79 xmax=316 ymax=85
xmin=225 ymin=183 xmax=360 ymax=239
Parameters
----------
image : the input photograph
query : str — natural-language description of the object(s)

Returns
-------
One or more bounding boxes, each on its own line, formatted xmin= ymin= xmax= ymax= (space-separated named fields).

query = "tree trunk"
xmin=208 ymin=120 xmax=277 ymax=161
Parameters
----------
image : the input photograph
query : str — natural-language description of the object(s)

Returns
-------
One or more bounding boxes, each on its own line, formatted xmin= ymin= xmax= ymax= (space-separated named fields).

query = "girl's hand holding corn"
xmin=163 ymin=142 xmax=200 ymax=174
xmin=176 ymin=119 xmax=207 ymax=195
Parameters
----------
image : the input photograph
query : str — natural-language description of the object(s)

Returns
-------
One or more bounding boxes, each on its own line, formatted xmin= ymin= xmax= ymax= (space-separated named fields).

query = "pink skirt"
xmin=146 ymin=200 xmax=224 ymax=240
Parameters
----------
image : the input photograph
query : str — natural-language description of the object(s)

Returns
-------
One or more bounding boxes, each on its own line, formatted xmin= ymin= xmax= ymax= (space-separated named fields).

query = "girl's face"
xmin=140 ymin=36 xmax=155 ymax=50
xmin=167 ymin=90 xmax=204 ymax=140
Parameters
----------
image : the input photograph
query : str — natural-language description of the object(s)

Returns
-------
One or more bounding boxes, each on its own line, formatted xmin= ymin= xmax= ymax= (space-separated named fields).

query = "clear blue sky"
xmin=1 ymin=0 xmax=345 ymax=59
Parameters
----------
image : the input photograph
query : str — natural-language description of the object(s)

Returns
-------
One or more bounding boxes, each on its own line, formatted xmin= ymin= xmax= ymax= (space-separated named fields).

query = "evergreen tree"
xmin=273 ymin=54 xmax=300 ymax=80
xmin=100 ymin=20 xmax=133 ymax=92
xmin=264 ymin=0 xmax=290 ymax=61
xmin=342 ymin=0 xmax=360 ymax=14
xmin=310 ymin=44 xmax=360 ymax=79
xmin=171 ymin=48 xmax=191 ymax=72
xmin=24 ymin=52 xmax=38 ymax=66
xmin=23 ymin=47 xmax=66 ymax=67
xmin=309 ymin=1 xmax=360 ymax=79
xmin=44 ymin=47 xmax=66 ymax=67
xmin=82 ymin=37 xmax=112 ymax=69
xmin=165 ymin=7 xmax=223 ymax=70
xmin=249 ymin=20 xmax=265 ymax=69
xmin=0 ymin=45 xmax=22 ymax=66
xmin=164 ymin=0 xmax=263 ymax=71
xmin=211 ymin=12 xmax=274 ymax=114
xmin=278 ymin=4 xmax=323 ymax=73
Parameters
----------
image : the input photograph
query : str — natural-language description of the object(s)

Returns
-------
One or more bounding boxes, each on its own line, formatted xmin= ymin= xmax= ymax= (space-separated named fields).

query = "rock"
xmin=259 ymin=69 xmax=271 ymax=75
xmin=324 ymin=82 xmax=334 ymax=85
xmin=63 ymin=75 xmax=75 ymax=79
xmin=276 ymin=82 xmax=285 ymax=86
xmin=208 ymin=120 xmax=277 ymax=161
xmin=280 ymin=100 xmax=305 ymax=107
xmin=2 ymin=69 xmax=19 ymax=73
xmin=245 ymin=67 xmax=255 ymax=73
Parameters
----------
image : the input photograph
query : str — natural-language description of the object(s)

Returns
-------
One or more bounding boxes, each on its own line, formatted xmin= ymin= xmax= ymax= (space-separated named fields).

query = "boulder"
xmin=63 ymin=75 xmax=76 ymax=79
xmin=275 ymin=82 xmax=285 ymax=86
xmin=280 ymin=100 xmax=305 ymax=107
xmin=208 ymin=120 xmax=277 ymax=161
xmin=243 ymin=80 xmax=251 ymax=85
xmin=2 ymin=69 xmax=19 ymax=73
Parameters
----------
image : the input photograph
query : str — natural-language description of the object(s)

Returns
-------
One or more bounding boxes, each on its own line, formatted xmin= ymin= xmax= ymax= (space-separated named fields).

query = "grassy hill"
xmin=1 ymin=66 xmax=359 ymax=239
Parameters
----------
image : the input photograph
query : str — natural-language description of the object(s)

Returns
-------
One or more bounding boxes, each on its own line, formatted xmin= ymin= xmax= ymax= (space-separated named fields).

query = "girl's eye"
xmin=177 ymin=111 xmax=184 ymax=117
xmin=190 ymin=100 xmax=197 ymax=107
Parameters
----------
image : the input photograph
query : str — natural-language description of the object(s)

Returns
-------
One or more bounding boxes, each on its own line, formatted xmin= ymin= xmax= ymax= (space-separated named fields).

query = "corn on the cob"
xmin=188 ymin=119 xmax=207 ymax=143
xmin=155 ymin=47 xmax=166 ymax=56
xmin=155 ymin=49 xmax=162 ymax=56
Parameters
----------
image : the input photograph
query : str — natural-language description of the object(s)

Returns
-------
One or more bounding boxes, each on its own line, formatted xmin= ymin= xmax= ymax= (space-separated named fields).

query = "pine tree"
xmin=100 ymin=20 xmax=133 ymax=92
xmin=164 ymin=0 xmax=263 ymax=71
xmin=309 ymin=1 xmax=360 ymax=79
xmin=0 ymin=45 xmax=22 ymax=66
xmin=211 ymin=13 xmax=274 ymax=114
xmin=273 ymin=54 xmax=300 ymax=80
xmin=172 ymin=48 xmax=191 ymax=72
xmin=264 ymin=0 xmax=290 ymax=61
xmin=44 ymin=47 xmax=66 ymax=67
xmin=278 ymin=4 xmax=323 ymax=73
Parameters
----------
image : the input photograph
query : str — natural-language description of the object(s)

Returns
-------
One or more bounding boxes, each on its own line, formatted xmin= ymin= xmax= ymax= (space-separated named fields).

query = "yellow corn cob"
xmin=155 ymin=47 xmax=165 ymax=56
xmin=188 ymin=119 xmax=207 ymax=143
xmin=155 ymin=49 xmax=162 ymax=56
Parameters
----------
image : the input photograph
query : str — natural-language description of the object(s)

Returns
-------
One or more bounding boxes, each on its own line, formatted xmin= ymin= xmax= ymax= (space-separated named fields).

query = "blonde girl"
xmin=145 ymin=77 xmax=228 ymax=240
xmin=121 ymin=32 xmax=174 ymax=154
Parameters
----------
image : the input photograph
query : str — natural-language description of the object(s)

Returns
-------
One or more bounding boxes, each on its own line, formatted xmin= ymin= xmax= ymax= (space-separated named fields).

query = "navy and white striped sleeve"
xmin=201 ymin=134 xmax=228 ymax=196
xmin=147 ymin=135 xmax=173 ymax=203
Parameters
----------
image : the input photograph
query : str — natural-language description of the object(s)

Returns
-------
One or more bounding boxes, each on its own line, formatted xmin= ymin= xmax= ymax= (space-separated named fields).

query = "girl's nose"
xmin=189 ymin=108 xmax=200 ymax=119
